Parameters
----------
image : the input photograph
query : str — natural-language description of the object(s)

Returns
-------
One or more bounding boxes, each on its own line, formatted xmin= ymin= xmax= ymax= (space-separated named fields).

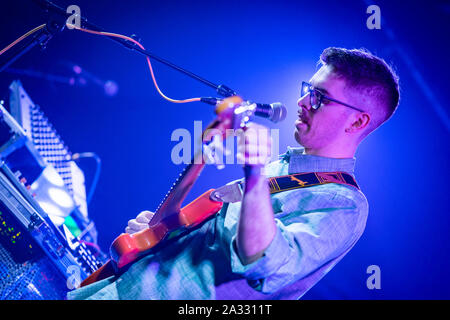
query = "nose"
xmin=297 ymin=93 xmax=311 ymax=111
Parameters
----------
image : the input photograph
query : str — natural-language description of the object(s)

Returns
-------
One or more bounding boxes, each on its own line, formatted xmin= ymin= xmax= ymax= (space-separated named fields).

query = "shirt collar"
xmin=281 ymin=146 xmax=356 ymax=175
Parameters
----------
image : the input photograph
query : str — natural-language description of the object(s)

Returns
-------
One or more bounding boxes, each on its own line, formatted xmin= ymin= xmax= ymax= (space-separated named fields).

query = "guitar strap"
xmin=267 ymin=171 xmax=360 ymax=194
xmin=211 ymin=171 xmax=359 ymax=203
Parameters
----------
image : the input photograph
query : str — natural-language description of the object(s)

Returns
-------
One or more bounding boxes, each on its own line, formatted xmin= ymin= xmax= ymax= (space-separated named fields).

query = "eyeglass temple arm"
xmin=323 ymin=95 xmax=366 ymax=113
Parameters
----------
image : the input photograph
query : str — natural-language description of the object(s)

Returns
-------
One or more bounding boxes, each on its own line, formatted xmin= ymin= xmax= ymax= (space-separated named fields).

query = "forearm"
xmin=235 ymin=165 xmax=277 ymax=265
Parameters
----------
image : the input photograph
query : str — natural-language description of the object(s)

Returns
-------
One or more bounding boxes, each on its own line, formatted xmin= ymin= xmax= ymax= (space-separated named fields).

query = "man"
xmin=68 ymin=47 xmax=399 ymax=300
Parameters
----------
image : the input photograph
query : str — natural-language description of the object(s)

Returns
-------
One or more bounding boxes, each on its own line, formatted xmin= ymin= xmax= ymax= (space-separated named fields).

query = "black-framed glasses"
xmin=301 ymin=81 xmax=365 ymax=113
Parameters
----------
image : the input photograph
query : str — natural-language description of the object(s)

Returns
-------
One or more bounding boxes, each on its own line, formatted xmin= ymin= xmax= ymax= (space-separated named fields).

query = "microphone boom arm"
xmin=32 ymin=0 xmax=237 ymax=98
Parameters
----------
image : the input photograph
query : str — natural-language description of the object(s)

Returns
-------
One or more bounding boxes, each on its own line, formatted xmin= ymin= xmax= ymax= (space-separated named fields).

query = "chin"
xmin=294 ymin=128 xmax=309 ymax=148
xmin=294 ymin=127 xmax=325 ymax=151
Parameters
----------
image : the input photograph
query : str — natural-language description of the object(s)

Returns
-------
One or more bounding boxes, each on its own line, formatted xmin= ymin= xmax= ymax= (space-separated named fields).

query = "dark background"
xmin=0 ymin=0 xmax=449 ymax=299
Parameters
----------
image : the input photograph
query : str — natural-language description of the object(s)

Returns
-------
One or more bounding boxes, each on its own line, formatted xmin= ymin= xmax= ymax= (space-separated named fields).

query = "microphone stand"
xmin=25 ymin=0 xmax=238 ymax=99
xmin=0 ymin=16 xmax=64 ymax=73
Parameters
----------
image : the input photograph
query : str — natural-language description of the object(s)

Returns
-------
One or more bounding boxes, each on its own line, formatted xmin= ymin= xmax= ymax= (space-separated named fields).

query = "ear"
xmin=345 ymin=112 xmax=371 ymax=133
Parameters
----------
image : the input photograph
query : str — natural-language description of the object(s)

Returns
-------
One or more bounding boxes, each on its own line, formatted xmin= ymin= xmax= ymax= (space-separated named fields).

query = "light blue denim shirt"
xmin=68 ymin=147 xmax=368 ymax=300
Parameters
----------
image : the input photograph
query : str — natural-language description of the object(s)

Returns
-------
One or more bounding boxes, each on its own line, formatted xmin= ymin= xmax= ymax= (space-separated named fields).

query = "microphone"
xmin=253 ymin=102 xmax=287 ymax=123
xmin=201 ymin=97 xmax=287 ymax=123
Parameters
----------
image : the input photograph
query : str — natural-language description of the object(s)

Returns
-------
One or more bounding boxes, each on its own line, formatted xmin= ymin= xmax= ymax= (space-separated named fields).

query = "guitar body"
xmin=80 ymin=189 xmax=223 ymax=287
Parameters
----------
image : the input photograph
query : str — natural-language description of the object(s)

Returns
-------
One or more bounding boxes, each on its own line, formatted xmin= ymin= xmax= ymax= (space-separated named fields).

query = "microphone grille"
xmin=270 ymin=103 xmax=287 ymax=123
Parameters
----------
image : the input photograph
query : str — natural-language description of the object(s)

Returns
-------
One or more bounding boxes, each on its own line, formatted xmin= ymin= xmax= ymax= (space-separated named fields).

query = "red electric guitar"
xmin=80 ymin=96 xmax=248 ymax=287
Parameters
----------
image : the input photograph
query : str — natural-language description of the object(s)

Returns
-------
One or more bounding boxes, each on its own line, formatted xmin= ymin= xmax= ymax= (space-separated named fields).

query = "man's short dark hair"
xmin=319 ymin=47 xmax=400 ymax=134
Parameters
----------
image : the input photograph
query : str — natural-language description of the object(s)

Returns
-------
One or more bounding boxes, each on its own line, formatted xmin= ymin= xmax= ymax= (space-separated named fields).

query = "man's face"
xmin=294 ymin=65 xmax=355 ymax=151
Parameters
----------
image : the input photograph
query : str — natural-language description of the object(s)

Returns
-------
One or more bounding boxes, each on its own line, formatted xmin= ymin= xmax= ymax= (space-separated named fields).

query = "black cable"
xmin=72 ymin=152 xmax=101 ymax=206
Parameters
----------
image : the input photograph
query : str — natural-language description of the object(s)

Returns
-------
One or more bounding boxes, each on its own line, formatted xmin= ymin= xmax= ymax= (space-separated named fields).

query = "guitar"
xmin=80 ymin=96 xmax=248 ymax=287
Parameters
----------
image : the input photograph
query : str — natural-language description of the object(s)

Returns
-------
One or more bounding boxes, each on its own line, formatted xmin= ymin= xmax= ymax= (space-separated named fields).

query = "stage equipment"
xmin=0 ymin=82 xmax=104 ymax=299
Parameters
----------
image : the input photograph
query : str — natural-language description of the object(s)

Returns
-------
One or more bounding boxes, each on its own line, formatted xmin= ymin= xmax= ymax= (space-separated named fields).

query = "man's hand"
xmin=236 ymin=123 xmax=272 ymax=167
xmin=125 ymin=210 xmax=155 ymax=234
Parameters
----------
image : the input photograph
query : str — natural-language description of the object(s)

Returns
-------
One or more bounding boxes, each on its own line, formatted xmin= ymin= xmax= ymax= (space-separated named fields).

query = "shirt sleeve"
xmin=229 ymin=186 xmax=367 ymax=294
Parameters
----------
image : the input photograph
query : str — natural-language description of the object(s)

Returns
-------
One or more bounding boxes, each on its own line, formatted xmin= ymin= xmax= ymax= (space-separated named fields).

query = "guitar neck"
xmin=149 ymin=114 xmax=236 ymax=226
xmin=149 ymin=147 xmax=206 ymax=226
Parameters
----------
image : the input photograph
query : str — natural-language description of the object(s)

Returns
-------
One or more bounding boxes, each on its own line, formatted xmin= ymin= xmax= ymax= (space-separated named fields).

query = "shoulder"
xmin=319 ymin=183 xmax=368 ymax=211
xmin=273 ymin=183 xmax=369 ymax=245
xmin=273 ymin=182 xmax=369 ymax=217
